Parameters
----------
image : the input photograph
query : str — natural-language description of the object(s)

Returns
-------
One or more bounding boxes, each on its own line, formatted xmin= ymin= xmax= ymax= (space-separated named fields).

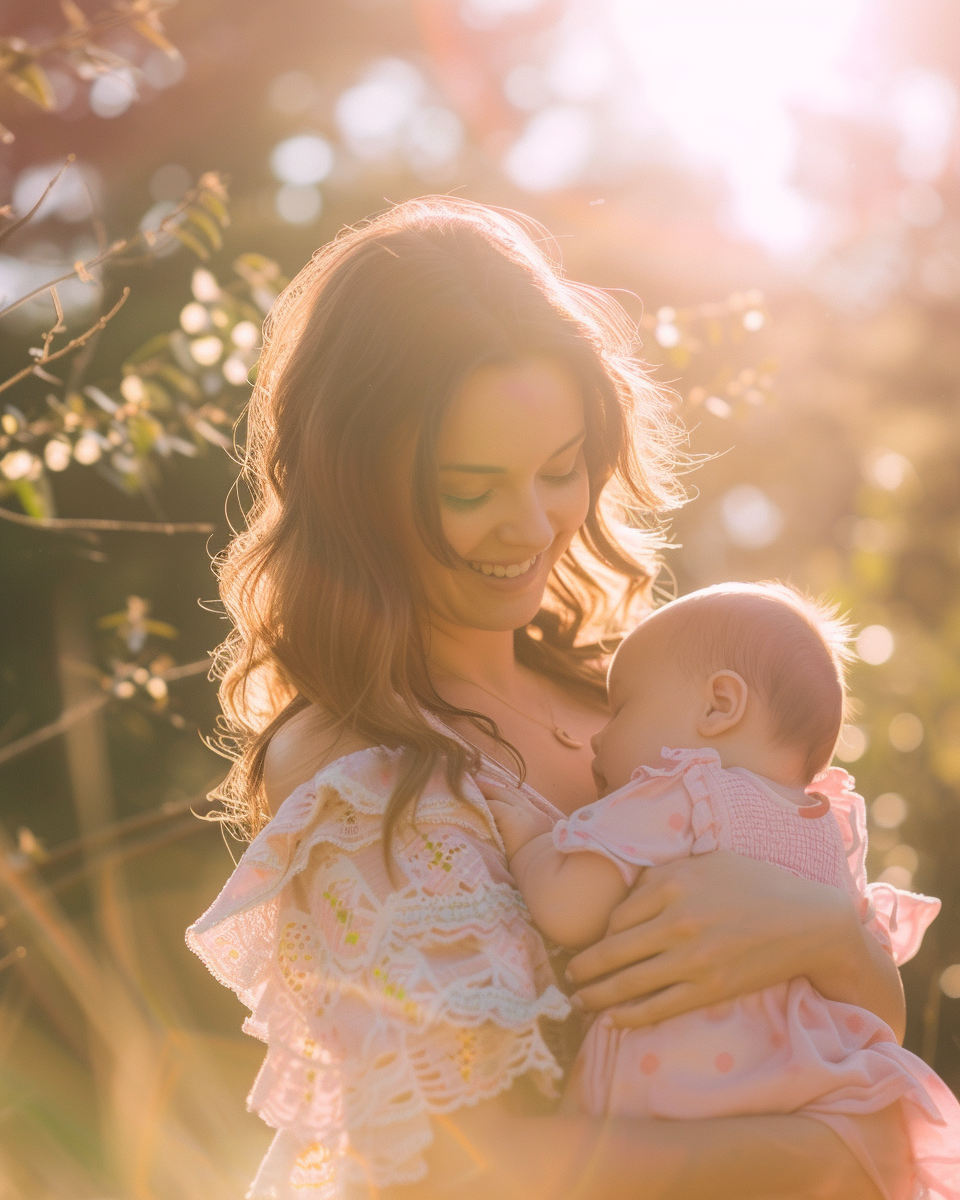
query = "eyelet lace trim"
xmin=187 ymin=746 xmax=570 ymax=1198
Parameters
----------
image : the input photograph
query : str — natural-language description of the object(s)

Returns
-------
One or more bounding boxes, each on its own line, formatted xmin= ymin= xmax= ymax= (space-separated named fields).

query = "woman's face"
xmin=408 ymin=356 xmax=590 ymax=634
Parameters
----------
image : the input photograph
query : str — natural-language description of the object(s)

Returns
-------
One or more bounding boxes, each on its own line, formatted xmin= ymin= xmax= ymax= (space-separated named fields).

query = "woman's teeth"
xmin=469 ymin=556 xmax=537 ymax=579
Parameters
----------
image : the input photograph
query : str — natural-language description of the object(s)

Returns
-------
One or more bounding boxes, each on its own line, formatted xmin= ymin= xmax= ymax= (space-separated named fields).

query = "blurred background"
xmin=1 ymin=0 xmax=959 ymax=1195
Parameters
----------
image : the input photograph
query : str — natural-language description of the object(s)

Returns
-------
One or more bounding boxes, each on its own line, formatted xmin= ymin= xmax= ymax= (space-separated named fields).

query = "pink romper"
xmin=554 ymin=747 xmax=960 ymax=1200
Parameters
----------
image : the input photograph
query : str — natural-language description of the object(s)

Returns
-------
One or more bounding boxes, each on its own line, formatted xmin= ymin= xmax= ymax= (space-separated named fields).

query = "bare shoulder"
xmin=262 ymin=706 xmax=376 ymax=815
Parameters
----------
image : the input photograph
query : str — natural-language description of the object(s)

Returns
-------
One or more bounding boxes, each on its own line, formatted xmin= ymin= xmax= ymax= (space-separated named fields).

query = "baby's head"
xmin=591 ymin=582 xmax=852 ymax=796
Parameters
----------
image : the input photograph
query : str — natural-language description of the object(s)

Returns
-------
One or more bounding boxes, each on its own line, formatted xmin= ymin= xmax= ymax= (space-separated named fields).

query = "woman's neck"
xmin=426 ymin=621 xmax=522 ymax=694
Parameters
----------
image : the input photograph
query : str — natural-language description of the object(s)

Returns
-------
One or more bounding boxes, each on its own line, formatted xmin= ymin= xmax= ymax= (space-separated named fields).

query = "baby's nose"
xmin=589 ymin=731 xmax=601 ymax=755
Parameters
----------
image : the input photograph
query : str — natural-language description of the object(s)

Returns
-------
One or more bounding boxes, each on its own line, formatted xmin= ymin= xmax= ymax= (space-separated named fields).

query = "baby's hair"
xmin=641 ymin=582 xmax=854 ymax=784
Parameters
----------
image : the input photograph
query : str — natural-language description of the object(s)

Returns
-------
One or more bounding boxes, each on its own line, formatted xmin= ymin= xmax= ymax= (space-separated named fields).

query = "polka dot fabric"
xmin=558 ymin=749 xmax=959 ymax=1200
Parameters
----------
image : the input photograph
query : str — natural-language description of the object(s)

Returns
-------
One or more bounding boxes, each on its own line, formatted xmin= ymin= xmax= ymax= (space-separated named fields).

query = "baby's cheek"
xmin=598 ymin=728 xmax=637 ymax=791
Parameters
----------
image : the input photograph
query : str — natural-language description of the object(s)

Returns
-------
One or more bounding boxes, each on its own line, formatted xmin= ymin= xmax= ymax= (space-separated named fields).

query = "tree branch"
xmin=0 ymin=508 xmax=215 ymax=534
xmin=0 ymin=156 xmax=74 ymax=250
xmin=0 ymin=287 xmax=130 ymax=395
xmin=0 ymin=660 xmax=213 ymax=768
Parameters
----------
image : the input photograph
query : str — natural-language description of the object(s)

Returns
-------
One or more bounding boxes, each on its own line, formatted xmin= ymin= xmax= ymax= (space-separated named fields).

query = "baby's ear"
xmin=697 ymin=670 xmax=748 ymax=737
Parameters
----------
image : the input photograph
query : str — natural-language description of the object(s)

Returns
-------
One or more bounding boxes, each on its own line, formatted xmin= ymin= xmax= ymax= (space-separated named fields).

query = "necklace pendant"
xmin=553 ymin=726 xmax=585 ymax=749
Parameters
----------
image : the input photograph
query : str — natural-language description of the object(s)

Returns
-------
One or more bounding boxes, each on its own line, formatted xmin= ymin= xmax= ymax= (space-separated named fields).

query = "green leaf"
xmin=184 ymin=207 xmax=223 ymax=252
xmin=156 ymin=363 xmax=201 ymax=400
xmin=234 ymin=253 xmax=282 ymax=283
xmin=3 ymin=59 xmax=56 ymax=110
xmin=132 ymin=19 xmax=179 ymax=57
xmin=12 ymin=479 xmax=48 ymax=518
xmin=198 ymin=190 xmax=229 ymax=226
xmin=170 ymin=225 xmax=209 ymax=260
xmin=129 ymin=414 xmax=163 ymax=456
xmin=143 ymin=380 xmax=172 ymax=413
xmin=125 ymin=333 xmax=171 ymax=367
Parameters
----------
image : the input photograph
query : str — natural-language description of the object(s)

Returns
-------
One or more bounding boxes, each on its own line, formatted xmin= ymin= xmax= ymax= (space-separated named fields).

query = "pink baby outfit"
xmin=554 ymin=747 xmax=959 ymax=1200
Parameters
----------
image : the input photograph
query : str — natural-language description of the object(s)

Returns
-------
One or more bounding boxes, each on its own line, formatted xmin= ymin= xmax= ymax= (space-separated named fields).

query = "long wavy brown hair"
xmin=212 ymin=196 xmax=683 ymax=843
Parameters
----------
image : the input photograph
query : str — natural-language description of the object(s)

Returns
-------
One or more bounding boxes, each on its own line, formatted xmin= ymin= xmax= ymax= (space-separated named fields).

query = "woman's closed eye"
xmin=540 ymin=466 xmax=581 ymax=486
xmin=441 ymin=466 xmax=579 ymax=510
xmin=441 ymin=489 xmax=492 ymax=510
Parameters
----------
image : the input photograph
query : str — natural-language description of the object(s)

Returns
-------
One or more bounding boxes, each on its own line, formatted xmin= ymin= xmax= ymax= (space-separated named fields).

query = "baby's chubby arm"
xmin=480 ymin=781 xmax=629 ymax=949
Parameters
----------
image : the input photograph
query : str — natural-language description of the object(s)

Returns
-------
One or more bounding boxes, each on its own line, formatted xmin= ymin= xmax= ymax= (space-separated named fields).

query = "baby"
xmin=484 ymin=582 xmax=959 ymax=1200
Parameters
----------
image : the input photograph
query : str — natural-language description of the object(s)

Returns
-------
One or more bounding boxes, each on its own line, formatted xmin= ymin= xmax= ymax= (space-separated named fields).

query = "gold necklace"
xmin=441 ymin=668 xmax=585 ymax=749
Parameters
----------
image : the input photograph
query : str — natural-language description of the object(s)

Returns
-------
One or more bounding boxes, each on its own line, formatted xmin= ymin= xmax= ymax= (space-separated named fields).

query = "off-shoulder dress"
xmin=187 ymin=746 xmax=570 ymax=1198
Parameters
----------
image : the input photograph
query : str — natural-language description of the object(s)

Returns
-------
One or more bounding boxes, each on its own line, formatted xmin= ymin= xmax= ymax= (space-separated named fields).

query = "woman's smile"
xmin=467 ymin=553 xmax=538 ymax=578
xmin=464 ymin=552 xmax=546 ymax=592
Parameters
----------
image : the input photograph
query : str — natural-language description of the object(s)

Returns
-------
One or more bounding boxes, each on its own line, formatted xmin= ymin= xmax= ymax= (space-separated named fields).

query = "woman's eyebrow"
xmin=439 ymin=428 xmax=586 ymax=473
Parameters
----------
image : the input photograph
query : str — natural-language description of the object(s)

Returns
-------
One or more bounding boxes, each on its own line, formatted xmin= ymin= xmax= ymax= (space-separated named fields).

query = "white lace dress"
xmin=186 ymin=747 xmax=570 ymax=1198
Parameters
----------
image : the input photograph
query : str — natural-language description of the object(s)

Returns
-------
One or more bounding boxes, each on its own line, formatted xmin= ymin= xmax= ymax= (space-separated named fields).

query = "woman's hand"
xmin=478 ymin=780 xmax=554 ymax=860
xmin=386 ymin=1098 xmax=887 ymax=1200
xmin=565 ymin=850 xmax=905 ymax=1037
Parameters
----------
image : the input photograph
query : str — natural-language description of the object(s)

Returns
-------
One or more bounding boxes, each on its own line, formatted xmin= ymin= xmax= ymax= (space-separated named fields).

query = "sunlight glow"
xmin=610 ymin=0 xmax=868 ymax=251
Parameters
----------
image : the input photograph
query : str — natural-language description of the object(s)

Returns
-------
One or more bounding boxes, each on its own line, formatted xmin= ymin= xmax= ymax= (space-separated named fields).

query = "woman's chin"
xmin=448 ymin=589 xmax=546 ymax=634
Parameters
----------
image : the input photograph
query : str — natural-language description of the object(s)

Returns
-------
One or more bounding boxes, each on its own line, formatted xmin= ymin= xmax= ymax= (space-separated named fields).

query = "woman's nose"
xmin=497 ymin=487 xmax=554 ymax=548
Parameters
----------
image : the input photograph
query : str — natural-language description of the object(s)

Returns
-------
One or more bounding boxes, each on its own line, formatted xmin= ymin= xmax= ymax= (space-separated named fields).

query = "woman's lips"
xmin=468 ymin=554 xmax=538 ymax=579
xmin=465 ymin=553 xmax=543 ymax=591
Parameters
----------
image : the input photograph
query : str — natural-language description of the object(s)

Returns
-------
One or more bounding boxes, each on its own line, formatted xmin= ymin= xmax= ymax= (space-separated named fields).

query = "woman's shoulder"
xmin=262 ymin=704 xmax=377 ymax=815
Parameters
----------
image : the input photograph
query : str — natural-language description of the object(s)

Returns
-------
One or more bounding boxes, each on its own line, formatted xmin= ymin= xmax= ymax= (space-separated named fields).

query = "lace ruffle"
xmin=808 ymin=767 xmax=940 ymax=965
xmin=187 ymin=748 xmax=569 ymax=1198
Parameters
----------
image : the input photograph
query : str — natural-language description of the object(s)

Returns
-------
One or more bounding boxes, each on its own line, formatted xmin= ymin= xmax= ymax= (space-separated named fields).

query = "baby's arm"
xmin=481 ymin=782 xmax=629 ymax=948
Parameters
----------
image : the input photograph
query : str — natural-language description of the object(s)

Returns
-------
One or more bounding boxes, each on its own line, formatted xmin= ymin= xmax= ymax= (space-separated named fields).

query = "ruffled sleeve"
xmin=551 ymin=748 xmax=723 ymax=885
xmin=186 ymin=747 xmax=569 ymax=1198
xmin=811 ymin=767 xmax=941 ymax=965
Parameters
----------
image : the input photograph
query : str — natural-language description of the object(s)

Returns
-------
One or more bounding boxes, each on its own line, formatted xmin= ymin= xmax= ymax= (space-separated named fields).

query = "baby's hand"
xmin=477 ymin=779 xmax=553 ymax=860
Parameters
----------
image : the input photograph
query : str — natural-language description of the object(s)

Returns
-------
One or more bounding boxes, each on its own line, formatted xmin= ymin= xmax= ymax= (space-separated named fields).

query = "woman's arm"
xmin=384 ymin=1100 xmax=884 ymax=1200
xmin=262 ymin=704 xmax=374 ymax=815
xmin=564 ymin=851 xmax=906 ymax=1040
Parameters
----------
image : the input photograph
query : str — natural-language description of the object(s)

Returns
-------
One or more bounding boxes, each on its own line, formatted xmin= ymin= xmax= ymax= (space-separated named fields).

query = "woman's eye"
xmin=540 ymin=467 xmax=581 ymax=485
xmin=441 ymin=491 xmax=491 ymax=511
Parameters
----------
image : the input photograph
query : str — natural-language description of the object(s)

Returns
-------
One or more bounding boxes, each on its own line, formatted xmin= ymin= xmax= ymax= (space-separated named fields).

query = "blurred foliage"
xmin=0 ymin=0 xmax=959 ymax=1196
xmin=0 ymin=0 xmax=179 ymax=145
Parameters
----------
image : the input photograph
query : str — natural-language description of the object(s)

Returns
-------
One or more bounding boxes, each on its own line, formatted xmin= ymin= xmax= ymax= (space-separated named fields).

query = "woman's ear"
xmin=696 ymin=670 xmax=749 ymax=738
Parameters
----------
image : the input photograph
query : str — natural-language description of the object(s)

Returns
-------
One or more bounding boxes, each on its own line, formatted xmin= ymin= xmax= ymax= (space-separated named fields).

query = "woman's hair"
xmin=639 ymin=582 xmax=854 ymax=784
xmin=212 ymin=196 xmax=683 ymax=842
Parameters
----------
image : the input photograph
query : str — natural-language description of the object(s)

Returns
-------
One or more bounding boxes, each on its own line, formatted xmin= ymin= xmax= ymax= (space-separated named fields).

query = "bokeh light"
xmin=180 ymin=302 xmax=211 ymax=334
xmin=189 ymin=336 xmax=223 ymax=366
xmin=461 ymin=0 xmax=544 ymax=30
xmin=835 ymin=724 xmax=869 ymax=763
xmin=13 ymin=160 xmax=100 ymax=222
xmin=609 ymin=0 xmax=870 ymax=250
xmin=275 ymin=183 xmax=322 ymax=224
xmin=141 ymin=48 xmax=186 ymax=90
xmin=191 ymin=268 xmax=221 ymax=303
xmin=879 ymin=863 xmax=914 ymax=889
xmin=89 ymin=68 xmax=137 ymax=118
xmin=504 ymin=105 xmax=595 ymax=191
xmin=335 ymin=58 xmax=424 ymax=160
xmin=889 ymin=712 xmax=924 ymax=752
xmin=871 ymin=792 xmax=908 ymax=828
xmin=865 ymin=449 xmax=912 ymax=490
xmin=720 ymin=485 xmax=783 ymax=549
xmin=270 ymin=134 xmax=334 ymax=185
xmin=941 ymin=966 xmax=960 ymax=1000
xmin=857 ymin=625 xmax=895 ymax=665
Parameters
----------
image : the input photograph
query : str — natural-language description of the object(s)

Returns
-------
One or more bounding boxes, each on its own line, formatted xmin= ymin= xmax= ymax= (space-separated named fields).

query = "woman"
xmin=187 ymin=197 xmax=907 ymax=1200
